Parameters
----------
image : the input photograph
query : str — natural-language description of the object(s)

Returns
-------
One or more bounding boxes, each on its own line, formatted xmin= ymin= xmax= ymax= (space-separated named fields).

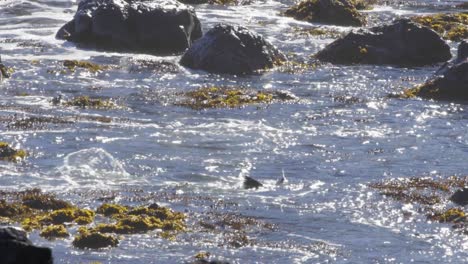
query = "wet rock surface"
xmin=180 ymin=24 xmax=286 ymax=74
xmin=316 ymin=19 xmax=451 ymax=66
xmin=284 ymin=0 xmax=367 ymax=27
xmin=0 ymin=227 xmax=53 ymax=264
xmin=56 ymin=0 xmax=202 ymax=55
xmin=402 ymin=41 xmax=468 ymax=101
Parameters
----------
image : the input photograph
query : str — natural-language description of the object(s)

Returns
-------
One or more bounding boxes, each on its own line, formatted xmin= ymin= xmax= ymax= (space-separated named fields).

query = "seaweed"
xmin=63 ymin=96 xmax=116 ymax=109
xmin=369 ymin=176 xmax=468 ymax=231
xmin=40 ymin=225 xmax=69 ymax=239
xmin=412 ymin=13 xmax=468 ymax=41
xmin=0 ymin=142 xmax=27 ymax=162
xmin=176 ymin=86 xmax=298 ymax=109
xmin=96 ymin=203 xmax=128 ymax=217
xmin=428 ymin=208 xmax=466 ymax=223
xmin=22 ymin=190 xmax=73 ymax=211
xmin=73 ymin=228 xmax=119 ymax=249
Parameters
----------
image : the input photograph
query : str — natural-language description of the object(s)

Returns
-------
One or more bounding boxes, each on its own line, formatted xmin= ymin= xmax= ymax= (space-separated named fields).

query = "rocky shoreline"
xmin=0 ymin=0 xmax=468 ymax=263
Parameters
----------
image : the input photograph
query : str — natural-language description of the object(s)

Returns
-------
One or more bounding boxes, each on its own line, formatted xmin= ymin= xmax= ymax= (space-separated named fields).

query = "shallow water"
xmin=1 ymin=0 xmax=468 ymax=263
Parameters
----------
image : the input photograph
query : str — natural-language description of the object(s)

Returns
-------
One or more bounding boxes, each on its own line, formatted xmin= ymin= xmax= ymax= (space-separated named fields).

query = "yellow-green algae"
xmin=96 ymin=203 xmax=128 ymax=217
xmin=47 ymin=60 xmax=109 ymax=75
xmin=63 ymin=96 xmax=116 ymax=109
xmin=40 ymin=224 xmax=69 ymax=239
xmin=428 ymin=208 xmax=466 ymax=223
xmin=178 ymin=86 xmax=274 ymax=109
xmin=94 ymin=204 xmax=186 ymax=234
xmin=291 ymin=26 xmax=344 ymax=38
xmin=0 ymin=142 xmax=27 ymax=162
xmin=412 ymin=13 xmax=468 ymax=41
xmin=21 ymin=190 xmax=73 ymax=210
xmin=399 ymin=79 xmax=456 ymax=101
xmin=73 ymin=227 xmax=118 ymax=249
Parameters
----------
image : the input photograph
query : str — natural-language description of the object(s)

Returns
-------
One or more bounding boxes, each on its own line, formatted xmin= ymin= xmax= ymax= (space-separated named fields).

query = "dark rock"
xmin=316 ymin=19 xmax=451 ymax=66
xmin=56 ymin=0 xmax=202 ymax=55
xmin=180 ymin=24 xmax=286 ymax=74
xmin=456 ymin=40 xmax=468 ymax=64
xmin=284 ymin=0 xmax=366 ymax=27
xmin=450 ymin=188 xmax=468 ymax=206
xmin=435 ymin=39 xmax=468 ymax=75
xmin=243 ymin=176 xmax=262 ymax=189
xmin=0 ymin=227 xmax=52 ymax=264
xmin=403 ymin=41 xmax=468 ymax=101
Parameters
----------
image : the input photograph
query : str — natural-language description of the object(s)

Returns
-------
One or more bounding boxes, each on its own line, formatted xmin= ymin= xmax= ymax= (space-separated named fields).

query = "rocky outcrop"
xmin=56 ymin=0 xmax=202 ymax=55
xmin=284 ymin=0 xmax=366 ymax=27
xmin=402 ymin=40 xmax=468 ymax=101
xmin=316 ymin=19 xmax=451 ymax=66
xmin=180 ymin=24 xmax=286 ymax=74
xmin=0 ymin=227 xmax=52 ymax=264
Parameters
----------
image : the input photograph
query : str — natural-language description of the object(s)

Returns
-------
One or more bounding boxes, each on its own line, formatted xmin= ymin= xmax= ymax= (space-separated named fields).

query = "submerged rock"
xmin=243 ymin=176 xmax=262 ymax=189
xmin=450 ymin=188 xmax=468 ymax=206
xmin=56 ymin=0 xmax=202 ymax=55
xmin=180 ymin=24 xmax=286 ymax=74
xmin=0 ymin=227 xmax=53 ymax=264
xmin=284 ymin=0 xmax=367 ymax=27
xmin=316 ymin=19 xmax=451 ymax=66
xmin=402 ymin=41 xmax=468 ymax=101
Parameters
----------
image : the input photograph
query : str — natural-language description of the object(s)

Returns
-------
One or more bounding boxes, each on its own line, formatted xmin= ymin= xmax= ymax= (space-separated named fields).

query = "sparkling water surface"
xmin=1 ymin=0 xmax=468 ymax=263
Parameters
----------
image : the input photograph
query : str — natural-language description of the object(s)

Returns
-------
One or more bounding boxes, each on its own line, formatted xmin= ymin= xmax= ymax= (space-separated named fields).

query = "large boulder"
xmin=56 ymin=0 xmax=202 ymax=55
xmin=284 ymin=0 xmax=366 ymax=27
xmin=180 ymin=24 xmax=286 ymax=74
xmin=316 ymin=19 xmax=452 ymax=66
xmin=0 ymin=227 xmax=52 ymax=264
xmin=403 ymin=41 xmax=468 ymax=101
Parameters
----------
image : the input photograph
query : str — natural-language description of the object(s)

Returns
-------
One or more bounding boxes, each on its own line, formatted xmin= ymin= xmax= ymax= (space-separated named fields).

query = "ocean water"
xmin=0 ymin=0 xmax=468 ymax=263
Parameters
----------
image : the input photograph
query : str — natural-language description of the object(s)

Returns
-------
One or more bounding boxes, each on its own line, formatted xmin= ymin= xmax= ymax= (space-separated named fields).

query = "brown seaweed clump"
xmin=412 ymin=13 xmax=468 ymax=41
xmin=22 ymin=190 xmax=73 ymax=210
xmin=47 ymin=60 xmax=110 ymax=75
xmin=0 ymin=142 xmax=27 ymax=162
xmin=72 ymin=228 xmax=119 ymax=249
xmin=369 ymin=176 xmax=468 ymax=231
xmin=177 ymin=86 xmax=297 ymax=109
xmin=96 ymin=203 xmax=129 ymax=217
xmin=39 ymin=224 xmax=70 ymax=239
xmin=428 ymin=208 xmax=466 ymax=223
xmin=63 ymin=96 xmax=116 ymax=109
xmin=94 ymin=204 xmax=186 ymax=234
